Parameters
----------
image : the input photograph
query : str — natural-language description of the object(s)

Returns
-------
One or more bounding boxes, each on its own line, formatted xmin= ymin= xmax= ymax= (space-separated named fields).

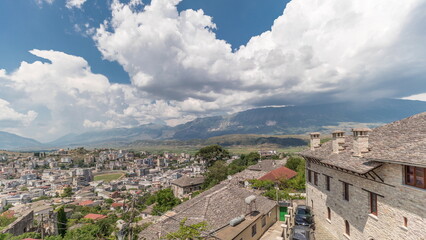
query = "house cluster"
xmin=301 ymin=113 xmax=426 ymax=240
xmin=139 ymin=158 xmax=299 ymax=239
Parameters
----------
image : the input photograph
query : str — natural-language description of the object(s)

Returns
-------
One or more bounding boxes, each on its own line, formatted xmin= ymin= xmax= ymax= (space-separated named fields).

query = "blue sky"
xmin=0 ymin=0 xmax=288 ymax=84
xmin=0 ymin=0 xmax=425 ymax=141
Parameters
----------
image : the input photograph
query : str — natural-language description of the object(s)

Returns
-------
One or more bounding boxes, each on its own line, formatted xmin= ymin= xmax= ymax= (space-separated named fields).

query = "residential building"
xmin=139 ymin=183 xmax=277 ymax=240
xmin=301 ymin=113 xmax=426 ymax=240
xmin=171 ymin=176 xmax=205 ymax=198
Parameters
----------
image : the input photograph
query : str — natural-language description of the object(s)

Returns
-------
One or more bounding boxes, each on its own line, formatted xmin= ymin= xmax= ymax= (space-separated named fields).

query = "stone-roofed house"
xmin=300 ymin=113 xmax=426 ymax=240
xmin=171 ymin=175 xmax=205 ymax=198
xmin=139 ymin=183 xmax=278 ymax=240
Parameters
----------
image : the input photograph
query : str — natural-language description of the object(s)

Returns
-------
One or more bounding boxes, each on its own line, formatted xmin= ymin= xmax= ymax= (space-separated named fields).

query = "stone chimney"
xmin=310 ymin=132 xmax=321 ymax=151
xmin=332 ymin=131 xmax=345 ymax=153
xmin=352 ymin=128 xmax=372 ymax=157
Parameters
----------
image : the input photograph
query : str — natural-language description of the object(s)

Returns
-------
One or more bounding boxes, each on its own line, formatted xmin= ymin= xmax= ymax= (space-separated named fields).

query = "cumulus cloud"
xmin=0 ymin=99 xmax=37 ymax=126
xmin=94 ymin=0 xmax=426 ymax=107
xmin=2 ymin=0 xmax=426 ymax=141
xmin=66 ymin=0 xmax=87 ymax=9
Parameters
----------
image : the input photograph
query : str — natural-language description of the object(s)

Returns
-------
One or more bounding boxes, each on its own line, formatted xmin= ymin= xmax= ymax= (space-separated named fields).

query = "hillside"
xmin=0 ymin=131 xmax=43 ymax=150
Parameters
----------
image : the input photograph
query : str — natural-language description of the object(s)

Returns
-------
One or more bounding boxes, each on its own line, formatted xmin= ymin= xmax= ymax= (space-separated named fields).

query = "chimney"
xmin=352 ymin=128 xmax=371 ymax=157
xmin=332 ymin=131 xmax=345 ymax=153
xmin=309 ymin=132 xmax=321 ymax=151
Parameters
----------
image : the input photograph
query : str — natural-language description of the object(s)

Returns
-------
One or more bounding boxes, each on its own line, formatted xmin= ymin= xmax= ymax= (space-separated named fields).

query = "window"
xmin=261 ymin=216 xmax=266 ymax=227
xmin=345 ymin=220 xmax=350 ymax=236
xmin=251 ymin=224 xmax=257 ymax=237
xmin=343 ymin=182 xmax=349 ymax=201
xmin=314 ymin=172 xmax=318 ymax=186
xmin=325 ymin=175 xmax=331 ymax=191
xmin=370 ymin=192 xmax=378 ymax=216
xmin=403 ymin=217 xmax=408 ymax=227
xmin=327 ymin=207 xmax=331 ymax=220
xmin=308 ymin=170 xmax=312 ymax=183
xmin=405 ymin=166 xmax=425 ymax=189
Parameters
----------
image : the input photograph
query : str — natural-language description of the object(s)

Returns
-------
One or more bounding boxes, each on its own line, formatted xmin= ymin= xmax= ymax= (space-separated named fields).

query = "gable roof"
xmin=259 ymin=167 xmax=297 ymax=181
xmin=171 ymin=175 xmax=205 ymax=188
xmin=301 ymin=112 xmax=426 ymax=172
xmin=139 ymin=183 xmax=276 ymax=239
xmin=247 ymin=159 xmax=286 ymax=172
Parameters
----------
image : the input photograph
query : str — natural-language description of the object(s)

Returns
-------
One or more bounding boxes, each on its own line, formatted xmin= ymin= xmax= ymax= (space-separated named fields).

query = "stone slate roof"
xmin=139 ymin=183 xmax=276 ymax=239
xmin=171 ymin=176 xmax=205 ymax=188
xmin=247 ymin=159 xmax=286 ymax=172
xmin=301 ymin=112 xmax=426 ymax=172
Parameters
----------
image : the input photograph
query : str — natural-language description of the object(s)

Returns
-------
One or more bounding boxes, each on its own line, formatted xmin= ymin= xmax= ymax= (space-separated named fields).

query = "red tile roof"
xmin=258 ymin=167 xmax=297 ymax=182
xmin=83 ymin=213 xmax=107 ymax=220
xmin=79 ymin=200 xmax=94 ymax=206
xmin=111 ymin=202 xmax=126 ymax=208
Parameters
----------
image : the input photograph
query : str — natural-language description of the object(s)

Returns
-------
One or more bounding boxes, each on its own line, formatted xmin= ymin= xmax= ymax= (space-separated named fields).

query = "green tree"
xmin=57 ymin=206 xmax=68 ymax=237
xmin=202 ymin=161 xmax=228 ymax=189
xmin=164 ymin=218 xmax=208 ymax=240
xmin=61 ymin=186 xmax=73 ymax=198
xmin=195 ymin=145 xmax=230 ymax=167
xmin=152 ymin=189 xmax=181 ymax=216
xmin=285 ymin=156 xmax=303 ymax=171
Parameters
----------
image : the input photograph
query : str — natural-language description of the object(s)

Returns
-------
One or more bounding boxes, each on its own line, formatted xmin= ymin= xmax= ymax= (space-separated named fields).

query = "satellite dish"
xmin=227 ymin=175 xmax=232 ymax=180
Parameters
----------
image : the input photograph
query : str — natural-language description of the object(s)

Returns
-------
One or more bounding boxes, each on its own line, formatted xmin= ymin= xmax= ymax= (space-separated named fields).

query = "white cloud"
xmin=2 ymin=0 xmax=426 ymax=141
xmin=35 ymin=0 xmax=54 ymax=5
xmin=66 ymin=0 xmax=87 ymax=9
xmin=0 ymin=99 xmax=37 ymax=126
xmin=94 ymin=0 xmax=426 ymax=108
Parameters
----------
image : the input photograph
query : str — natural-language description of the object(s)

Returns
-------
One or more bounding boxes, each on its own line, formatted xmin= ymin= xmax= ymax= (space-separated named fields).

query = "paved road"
xmin=260 ymin=221 xmax=284 ymax=240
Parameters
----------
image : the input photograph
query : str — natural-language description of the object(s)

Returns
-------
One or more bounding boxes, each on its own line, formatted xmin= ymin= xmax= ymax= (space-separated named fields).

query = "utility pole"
xmin=40 ymin=214 xmax=44 ymax=240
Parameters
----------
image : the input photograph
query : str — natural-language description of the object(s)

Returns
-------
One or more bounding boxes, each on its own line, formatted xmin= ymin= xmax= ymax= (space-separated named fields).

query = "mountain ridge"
xmin=2 ymin=99 xmax=426 ymax=150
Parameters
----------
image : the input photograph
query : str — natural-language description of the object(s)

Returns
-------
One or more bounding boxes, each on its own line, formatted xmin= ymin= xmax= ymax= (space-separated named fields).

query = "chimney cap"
xmin=310 ymin=132 xmax=321 ymax=135
xmin=332 ymin=130 xmax=345 ymax=134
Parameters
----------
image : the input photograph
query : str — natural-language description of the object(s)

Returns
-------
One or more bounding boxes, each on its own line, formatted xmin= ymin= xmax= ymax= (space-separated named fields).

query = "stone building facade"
xmin=301 ymin=113 xmax=426 ymax=240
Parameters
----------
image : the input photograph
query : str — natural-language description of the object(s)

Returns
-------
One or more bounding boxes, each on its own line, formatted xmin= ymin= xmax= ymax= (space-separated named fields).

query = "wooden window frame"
xmin=314 ymin=172 xmax=318 ymax=186
xmin=370 ymin=192 xmax=378 ymax=216
xmin=325 ymin=175 xmax=331 ymax=191
xmin=308 ymin=169 xmax=312 ymax=183
xmin=251 ymin=224 xmax=257 ymax=237
xmin=342 ymin=182 xmax=349 ymax=201
xmin=345 ymin=220 xmax=350 ymax=236
xmin=327 ymin=207 xmax=331 ymax=220
xmin=404 ymin=165 xmax=426 ymax=189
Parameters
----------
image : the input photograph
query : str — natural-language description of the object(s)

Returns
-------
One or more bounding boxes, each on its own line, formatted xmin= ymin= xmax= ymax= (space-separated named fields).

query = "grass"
xmin=94 ymin=173 xmax=124 ymax=182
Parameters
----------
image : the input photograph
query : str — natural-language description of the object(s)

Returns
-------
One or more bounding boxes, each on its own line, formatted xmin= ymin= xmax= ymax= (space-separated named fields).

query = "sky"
xmin=0 ymin=0 xmax=426 ymax=142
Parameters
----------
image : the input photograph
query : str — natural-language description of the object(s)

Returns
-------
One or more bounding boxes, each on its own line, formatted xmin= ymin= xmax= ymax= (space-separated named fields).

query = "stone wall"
xmin=1 ymin=210 xmax=34 ymax=236
xmin=306 ymin=161 xmax=425 ymax=240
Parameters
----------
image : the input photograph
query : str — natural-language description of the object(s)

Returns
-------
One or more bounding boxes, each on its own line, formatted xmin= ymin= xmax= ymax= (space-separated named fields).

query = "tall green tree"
xmin=152 ymin=189 xmax=181 ymax=216
xmin=202 ymin=161 xmax=229 ymax=189
xmin=57 ymin=206 xmax=68 ymax=237
xmin=195 ymin=145 xmax=230 ymax=167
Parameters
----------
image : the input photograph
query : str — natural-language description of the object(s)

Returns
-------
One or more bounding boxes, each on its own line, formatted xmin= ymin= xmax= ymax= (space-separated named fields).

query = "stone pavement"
xmin=260 ymin=221 xmax=284 ymax=240
xmin=313 ymin=223 xmax=338 ymax=240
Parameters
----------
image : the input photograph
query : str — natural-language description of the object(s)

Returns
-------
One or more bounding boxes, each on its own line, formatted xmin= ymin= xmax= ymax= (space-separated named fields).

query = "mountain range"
xmin=2 ymin=99 xmax=426 ymax=150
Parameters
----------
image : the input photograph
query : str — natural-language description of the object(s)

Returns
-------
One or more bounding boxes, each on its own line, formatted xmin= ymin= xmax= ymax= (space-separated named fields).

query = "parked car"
xmin=295 ymin=205 xmax=315 ymax=229
xmin=289 ymin=225 xmax=314 ymax=240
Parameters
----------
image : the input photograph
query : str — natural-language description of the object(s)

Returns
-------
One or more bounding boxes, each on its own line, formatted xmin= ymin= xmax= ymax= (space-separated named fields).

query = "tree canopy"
xmin=195 ymin=145 xmax=230 ymax=167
